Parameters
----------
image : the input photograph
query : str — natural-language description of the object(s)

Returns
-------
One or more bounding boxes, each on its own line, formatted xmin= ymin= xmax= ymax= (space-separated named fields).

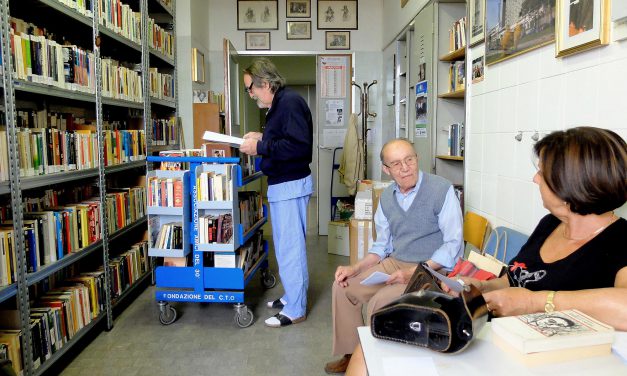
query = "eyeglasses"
xmin=385 ymin=155 xmax=418 ymax=171
xmin=243 ymin=81 xmax=254 ymax=94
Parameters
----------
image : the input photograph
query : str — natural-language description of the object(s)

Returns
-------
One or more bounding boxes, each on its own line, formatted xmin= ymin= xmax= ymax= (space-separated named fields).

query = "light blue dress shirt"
xmin=368 ymin=171 xmax=463 ymax=270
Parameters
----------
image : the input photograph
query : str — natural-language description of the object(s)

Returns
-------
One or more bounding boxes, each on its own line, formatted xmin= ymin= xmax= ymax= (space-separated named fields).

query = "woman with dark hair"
xmin=344 ymin=126 xmax=627 ymax=375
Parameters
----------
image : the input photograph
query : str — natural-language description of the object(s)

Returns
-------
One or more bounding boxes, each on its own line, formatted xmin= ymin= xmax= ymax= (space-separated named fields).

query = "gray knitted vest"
xmin=379 ymin=173 xmax=451 ymax=263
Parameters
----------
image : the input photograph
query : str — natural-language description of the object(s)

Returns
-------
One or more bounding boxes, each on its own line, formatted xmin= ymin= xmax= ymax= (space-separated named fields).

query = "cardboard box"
xmin=328 ymin=221 xmax=350 ymax=256
xmin=353 ymin=190 xmax=373 ymax=220
xmin=357 ymin=179 xmax=374 ymax=192
xmin=350 ymin=219 xmax=374 ymax=265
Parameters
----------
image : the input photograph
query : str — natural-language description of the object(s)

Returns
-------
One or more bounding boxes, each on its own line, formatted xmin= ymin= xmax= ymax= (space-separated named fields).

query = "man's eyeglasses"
xmin=243 ymin=81 xmax=254 ymax=94
xmin=384 ymin=155 xmax=418 ymax=171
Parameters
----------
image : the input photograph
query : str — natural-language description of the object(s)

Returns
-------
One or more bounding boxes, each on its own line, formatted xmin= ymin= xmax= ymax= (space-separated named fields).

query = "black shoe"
xmin=266 ymin=298 xmax=285 ymax=309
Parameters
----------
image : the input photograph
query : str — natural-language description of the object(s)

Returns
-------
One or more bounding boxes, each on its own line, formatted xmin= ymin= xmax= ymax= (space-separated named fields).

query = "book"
xmin=491 ymin=309 xmax=615 ymax=366
xmin=202 ymin=131 xmax=244 ymax=146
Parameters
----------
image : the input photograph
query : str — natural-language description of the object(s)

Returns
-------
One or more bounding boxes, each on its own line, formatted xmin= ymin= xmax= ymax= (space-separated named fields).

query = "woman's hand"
xmin=442 ymin=276 xmax=483 ymax=297
xmin=243 ymin=132 xmax=263 ymax=141
xmin=335 ymin=265 xmax=359 ymax=287
xmin=386 ymin=267 xmax=415 ymax=285
xmin=483 ymin=287 xmax=542 ymax=317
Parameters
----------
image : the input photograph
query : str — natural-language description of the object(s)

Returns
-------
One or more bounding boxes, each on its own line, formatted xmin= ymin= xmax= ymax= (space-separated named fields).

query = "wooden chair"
xmin=463 ymin=211 xmax=490 ymax=251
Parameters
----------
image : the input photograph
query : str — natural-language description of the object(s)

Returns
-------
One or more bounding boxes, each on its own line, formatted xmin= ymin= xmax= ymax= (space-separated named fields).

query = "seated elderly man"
xmin=324 ymin=138 xmax=464 ymax=374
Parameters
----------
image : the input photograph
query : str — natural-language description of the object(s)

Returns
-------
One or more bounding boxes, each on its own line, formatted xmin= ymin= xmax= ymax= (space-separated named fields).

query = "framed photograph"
xmin=325 ymin=30 xmax=350 ymax=50
xmin=286 ymin=0 xmax=310 ymax=18
xmin=318 ymin=1 xmax=358 ymax=30
xmin=469 ymin=0 xmax=485 ymax=46
xmin=287 ymin=21 xmax=312 ymax=40
xmin=555 ymin=0 xmax=610 ymax=57
xmin=191 ymin=48 xmax=205 ymax=83
xmin=237 ymin=0 xmax=278 ymax=30
xmin=471 ymin=54 xmax=485 ymax=83
xmin=485 ymin=0 xmax=555 ymax=66
xmin=245 ymin=32 xmax=271 ymax=50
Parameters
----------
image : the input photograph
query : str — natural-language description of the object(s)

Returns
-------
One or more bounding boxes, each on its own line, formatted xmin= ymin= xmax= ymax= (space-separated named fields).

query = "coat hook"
xmin=531 ymin=131 xmax=539 ymax=141
xmin=514 ymin=131 xmax=523 ymax=141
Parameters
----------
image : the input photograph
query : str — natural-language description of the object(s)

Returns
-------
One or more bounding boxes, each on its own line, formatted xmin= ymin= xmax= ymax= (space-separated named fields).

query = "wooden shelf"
xmin=440 ymin=46 xmax=466 ymax=61
xmin=438 ymin=89 xmax=465 ymax=99
xmin=436 ymin=155 xmax=464 ymax=161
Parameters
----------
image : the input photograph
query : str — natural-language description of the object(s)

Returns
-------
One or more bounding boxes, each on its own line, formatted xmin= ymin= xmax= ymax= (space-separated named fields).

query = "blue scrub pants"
xmin=269 ymin=194 xmax=310 ymax=318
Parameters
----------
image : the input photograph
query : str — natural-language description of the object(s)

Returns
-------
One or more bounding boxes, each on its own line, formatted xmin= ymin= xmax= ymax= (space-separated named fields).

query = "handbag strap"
xmin=500 ymin=229 xmax=508 ymax=263
xmin=482 ymin=228 xmax=500 ymax=258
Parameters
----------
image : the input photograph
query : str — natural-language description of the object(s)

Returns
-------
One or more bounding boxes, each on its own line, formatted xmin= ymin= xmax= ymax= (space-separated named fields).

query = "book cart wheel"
xmin=234 ymin=304 xmax=254 ymax=328
xmin=261 ymin=269 xmax=277 ymax=289
xmin=159 ymin=302 xmax=178 ymax=325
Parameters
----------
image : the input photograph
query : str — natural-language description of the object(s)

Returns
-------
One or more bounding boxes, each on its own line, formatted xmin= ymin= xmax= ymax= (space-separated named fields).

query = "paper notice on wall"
xmin=415 ymin=80 xmax=428 ymax=138
xmin=320 ymin=56 xmax=347 ymax=98
xmin=325 ymin=99 xmax=345 ymax=126
xmin=322 ymin=129 xmax=346 ymax=148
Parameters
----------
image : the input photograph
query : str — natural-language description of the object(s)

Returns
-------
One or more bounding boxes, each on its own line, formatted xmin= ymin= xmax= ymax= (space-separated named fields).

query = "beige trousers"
xmin=331 ymin=257 xmax=416 ymax=356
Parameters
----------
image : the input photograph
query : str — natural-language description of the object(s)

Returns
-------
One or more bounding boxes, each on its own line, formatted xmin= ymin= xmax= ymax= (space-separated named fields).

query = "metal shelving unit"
xmin=0 ymin=0 xmax=178 ymax=374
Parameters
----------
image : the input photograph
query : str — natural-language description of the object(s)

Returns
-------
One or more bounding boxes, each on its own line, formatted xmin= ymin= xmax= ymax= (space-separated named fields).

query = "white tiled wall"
xmin=465 ymin=41 xmax=627 ymax=234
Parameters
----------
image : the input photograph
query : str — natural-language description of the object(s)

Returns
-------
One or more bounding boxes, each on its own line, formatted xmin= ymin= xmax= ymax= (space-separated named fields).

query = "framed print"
xmin=286 ymin=0 xmax=310 ymax=18
xmin=325 ymin=31 xmax=350 ymax=50
xmin=469 ymin=0 xmax=485 ymax=46
xmin=191 ymin=48 xmax=205 ymax=83
xmin=237 ymin=1 xmax=279 ymax=30
xmin=555 ymin=0 xmax=610 ymax=57
xmin=287 ymin=21 xmax=312 ymax=40
xmin=485 ymin=0 xmax=555 ymax=65
xmin=245 ymin=32 xmax=271 ymax=50
xmin=471 ymin=53 xmax=485 ymax=83
xmin=318 ymin=1 xmax=358 ymax=30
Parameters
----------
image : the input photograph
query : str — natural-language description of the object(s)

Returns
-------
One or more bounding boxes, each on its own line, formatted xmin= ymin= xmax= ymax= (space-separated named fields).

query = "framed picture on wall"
xmin=471 ymin=53 xmax=485 ymax=83
xmin=485 ymin=0 xmax=555 ymax=65
xmin=287 ymin=21 xmax=312 ymax=39
xmin=469 ymin=0 xmax=485 ymax=46
xmin=317 ymin=1 xmax=358 ymax=30
xmin=555 ymin=0 xmax=610 ymax=57
xmin=286 ymin=0 xmax=311 ymax=18
xmin=245 ymin=32 xmax=271 ymax=50
xmin=237 ymin=0 xmax=279 ymax=30
xmin=325 ymin=30 xmax=350 ymax=50
xmin=191 ymin=48 xmax=205 ymax=83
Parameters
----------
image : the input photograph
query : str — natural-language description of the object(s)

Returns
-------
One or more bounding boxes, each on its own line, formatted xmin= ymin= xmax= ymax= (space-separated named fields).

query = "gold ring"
xmin=486 ymin=303 xmax=491 ymax=312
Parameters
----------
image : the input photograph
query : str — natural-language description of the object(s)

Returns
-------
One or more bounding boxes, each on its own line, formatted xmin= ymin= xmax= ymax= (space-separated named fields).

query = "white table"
xmin=358 ymin=324 xmax=627 ymax=376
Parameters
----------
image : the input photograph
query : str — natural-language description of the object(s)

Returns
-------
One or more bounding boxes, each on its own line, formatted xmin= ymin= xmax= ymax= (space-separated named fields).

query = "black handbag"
xmin=370 ymin=263 xmax=489 ymax=353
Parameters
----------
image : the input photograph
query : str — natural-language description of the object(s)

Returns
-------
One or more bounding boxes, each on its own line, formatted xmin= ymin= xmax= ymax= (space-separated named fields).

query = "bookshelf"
xmin=0 ymin=0 xmax=178 ymax=375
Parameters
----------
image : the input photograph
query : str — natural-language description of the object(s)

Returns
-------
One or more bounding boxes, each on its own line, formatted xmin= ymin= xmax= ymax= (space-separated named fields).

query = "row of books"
xmin=157 ymin=149 xmax=202 ymax=171
xmin=105 ymin=186 xmax=146 ymax=234
xmin=447 ymin=61 xmax=465 ymax=93
xmin=109 ymin=240 xmax=149 ymax=300
xmin=0 ymin=129 xmax=8 ymax=182
xmin=103 ymin=129 xmax=147 ymax=166
xmin=152 ymin=117 xmax=179 ymax=146
xmin=149 ymin=68 xmax=175 ymax=101
xmin=208 ymin=91 xmax=226 ymax=112
xmin=55 ymin=0 xmax=142 ymax=45
xmin=148 ymin=18 xmax=174 ymax=59
xmin=448 ymin=16 xmax=467 ymax=52
xmin=198 ymin=213 xmax=233 ymax=245
xmin=239 ymin=191 xmax=264 ymax=234
xmin=147 ymin=177 xmax=184 ymax=207
xmin=197 ymin=169 xmax=233 ymax=202
xmin=101 ymin=58 xmax=143 ymax=103
xmin=23 ymin=185 xmax=98 ymax=214
xmin=15 ymin=109 xmax=92 ymax=131
xmin=152 ymin=222 xmax=182 ymax=249
xmin=447 ymin=123 xmax=464 ymax=157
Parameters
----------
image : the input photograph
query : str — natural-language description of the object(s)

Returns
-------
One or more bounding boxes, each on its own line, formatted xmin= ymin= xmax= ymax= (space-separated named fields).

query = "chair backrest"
xmin=463 ymin=211 xmax=490 ymax=250
xmin=493 ymin=226 xmax=529 ymax=264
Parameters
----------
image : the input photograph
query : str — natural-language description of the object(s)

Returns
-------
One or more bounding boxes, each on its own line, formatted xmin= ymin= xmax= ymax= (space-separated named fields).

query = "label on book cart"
xmin=156 ymin=290 xmax=244 ymax=303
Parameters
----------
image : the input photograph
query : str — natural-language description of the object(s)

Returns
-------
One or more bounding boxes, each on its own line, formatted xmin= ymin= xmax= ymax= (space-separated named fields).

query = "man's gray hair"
xmin=243 ymin=58 xmax=286 ymax=93
xmin=380 ymin=138 xmax=414 ymax=163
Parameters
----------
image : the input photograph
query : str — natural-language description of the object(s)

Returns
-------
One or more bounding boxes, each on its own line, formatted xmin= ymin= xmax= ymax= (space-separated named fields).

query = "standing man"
xmin=239 ymin=58 xmax=313 ymax=328
xmin=324 ymin=138 xmax=463 ymax=374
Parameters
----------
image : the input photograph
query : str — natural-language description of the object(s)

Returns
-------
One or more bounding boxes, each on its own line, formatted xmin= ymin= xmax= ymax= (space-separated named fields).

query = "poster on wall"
xmin=415 ymin=81 xmax=428 ymax=138
xmin=322 ymin=129 xmax=347 ymax=148
xmin=320 ymin=56 xmax=347 ymax=98
xmin=325 ymin=99 xmax=345 ymax=126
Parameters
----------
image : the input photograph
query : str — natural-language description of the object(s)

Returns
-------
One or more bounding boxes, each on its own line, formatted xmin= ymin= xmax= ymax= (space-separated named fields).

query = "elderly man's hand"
xmin=335 ymin=265 xmax=358 ymax=287
xmin=243 ymin=132 xmax=263 ymax=141
xmin=239 ymin=138 xmax=258 ymax=155
xmin=386 ymin=267 xmax=415 ymax=285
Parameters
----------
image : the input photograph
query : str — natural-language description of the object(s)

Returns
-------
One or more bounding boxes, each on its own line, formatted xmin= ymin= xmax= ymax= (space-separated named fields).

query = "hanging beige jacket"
xmin=338 ymin=113 xmax=364 ymax=195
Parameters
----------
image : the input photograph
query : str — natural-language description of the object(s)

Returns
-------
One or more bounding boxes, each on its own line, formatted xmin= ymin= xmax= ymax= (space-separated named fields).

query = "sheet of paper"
xmin=383 ymin=356 xmax=439 ymax=376
xmin=202 ymin=131 xmax=244 ymax=146
xmin=322 ymin=129 xmax=346 ymax=148
xmin=423 ymin=264 xmax=464 ymax=293
xmin=360 ymin=271 xmax=390 ymax=286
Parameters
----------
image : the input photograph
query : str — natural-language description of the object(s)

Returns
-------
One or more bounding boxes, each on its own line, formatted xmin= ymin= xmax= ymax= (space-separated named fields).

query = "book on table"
xmin=491 ymin=309 xmax=615 ymax=366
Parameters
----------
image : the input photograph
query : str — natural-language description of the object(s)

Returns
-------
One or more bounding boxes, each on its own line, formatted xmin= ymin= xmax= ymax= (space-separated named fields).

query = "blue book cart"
xmin=147 ymin=156 xmax=276 ymax=327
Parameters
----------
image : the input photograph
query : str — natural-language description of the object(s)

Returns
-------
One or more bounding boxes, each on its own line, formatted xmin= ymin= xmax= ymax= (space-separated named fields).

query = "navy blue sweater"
xmin=256 ymin=87 xmax=313 ymax=185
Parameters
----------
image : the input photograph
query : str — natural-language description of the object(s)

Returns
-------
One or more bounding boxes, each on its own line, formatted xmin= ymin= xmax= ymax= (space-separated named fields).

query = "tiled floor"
xmin=58 ymin=200 xmax=347 ymax=376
